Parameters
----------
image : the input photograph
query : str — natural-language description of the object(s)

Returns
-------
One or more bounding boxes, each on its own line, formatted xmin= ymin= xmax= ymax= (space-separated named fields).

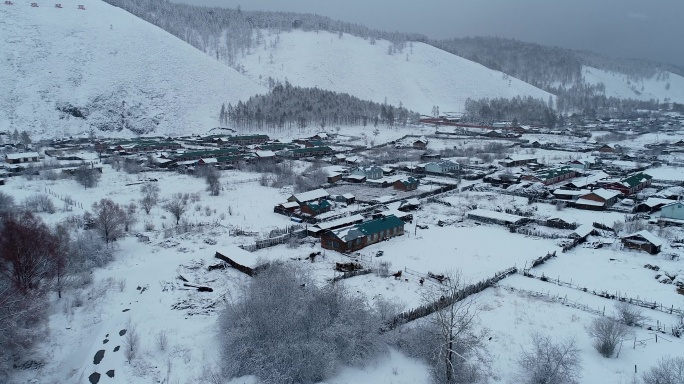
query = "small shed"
xmin=569 ymin=224 xmax=595 ymax=240
xmin=215 ymin=247 xmax=268 ymax=276
xmin=621 ymin=230 xmax=663 ymax=254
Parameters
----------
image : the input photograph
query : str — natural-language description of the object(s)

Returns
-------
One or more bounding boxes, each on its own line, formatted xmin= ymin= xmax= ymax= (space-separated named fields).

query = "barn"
xmin=621 ymin=230 xmax=663 ymax=254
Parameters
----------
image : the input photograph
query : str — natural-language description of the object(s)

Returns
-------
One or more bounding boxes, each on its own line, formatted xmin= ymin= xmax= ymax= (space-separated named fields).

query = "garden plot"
xmin=342 ymin=224 xmax=560 ymax=284
xmin=645 ymin=166 xmax=684 ymax=181
xmin=475 ymin=286 xmax=684 ymax=384
xmin=503 ymin=274 xmax=681 ymax=329
xmin=530 ymin=245 xmax=684 ymax=306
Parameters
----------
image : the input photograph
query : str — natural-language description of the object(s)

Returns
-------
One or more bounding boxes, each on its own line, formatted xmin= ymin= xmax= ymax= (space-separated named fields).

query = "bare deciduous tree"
xmin=516 ymin=333 xmax=582 ymax=384
xmin=90 ymin=199 xmax=126 ymax=244
xmin=163 ymin=193 xmax=189 ymax=225
xmin=0 ymin=211 xmax=59 ymax=292
xmin=124 ymin=320 xmax=140 ymax=363
xmin=0 ymin=192 xmax=15 ymax=214
xmin=139 ymin=182 xmax=160 ymax=215
xmin=420 ymin=270 xmax=484 ymax=383
xmin=205 ymin=168 xmax=221 ymax=196
xmin=74 ymin=164 xmax=101 ymax=189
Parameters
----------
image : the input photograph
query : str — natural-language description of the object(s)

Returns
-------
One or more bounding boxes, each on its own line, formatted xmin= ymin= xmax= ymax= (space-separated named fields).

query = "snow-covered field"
xmin=0 ymin=0 xmax=264 ymax=137
xmin=237 ymin=29 xmax=554 ymax=114
xmin=2 ymin=152 xmax=684 ymax=383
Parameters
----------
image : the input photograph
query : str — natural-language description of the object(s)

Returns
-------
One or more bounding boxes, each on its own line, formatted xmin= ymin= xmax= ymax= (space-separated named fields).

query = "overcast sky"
xmin=172 ymin=0 xmax=684 ymax=67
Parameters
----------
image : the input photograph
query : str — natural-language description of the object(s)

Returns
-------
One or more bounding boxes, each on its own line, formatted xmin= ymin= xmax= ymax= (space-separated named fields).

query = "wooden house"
xmin=5 ymin=152 xmax=39 ymax=164
xmin=601 ymin=172 xmax=653 ymax=196
xmin=573 ymin=188 xmax=619 ymax=211
xmin=393 ymin=177 xmax=419 ymax=191
xmin=499 ymin=155 xmax=538 ymax=168
xmin=521 ymin=167 xmax=577 ymax=186
xmin=300 ymin=200 xmax=332 ymax=216
xmin=412 ymin=138 xmax=428 ymax=150
xmin=320 ymin=215 xmax=405 ymax=253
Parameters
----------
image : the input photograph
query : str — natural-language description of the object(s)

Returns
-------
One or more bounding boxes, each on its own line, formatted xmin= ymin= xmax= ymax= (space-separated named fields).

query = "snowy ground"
xmin=236 ymin=29 xmax=553 ymax=115
xmin=0 ymin=0 xmax=264 ymax=138
xmin=2 ymin=143 xmax=684 ymax=383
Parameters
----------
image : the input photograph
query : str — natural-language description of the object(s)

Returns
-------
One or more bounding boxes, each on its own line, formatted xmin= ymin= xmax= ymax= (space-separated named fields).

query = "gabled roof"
xmin=622 ymin=230 xmax=663 ymax=247
xmin=621 ymin=172 xmax=652 ymax=188
xmin=531 ymin=167 xmax=575 ymax=181
xmin=292 ymin=188 xmax=329 ymax=203
xmin=331 ymin=215 xmax=404 ymax=242
xmin=589 ymin=188 xmax=619 ymax=201
xmin=305 ymin=199 xmax=332 ymax=213
xmin=292 ymin=146 xmax=332 ymax=154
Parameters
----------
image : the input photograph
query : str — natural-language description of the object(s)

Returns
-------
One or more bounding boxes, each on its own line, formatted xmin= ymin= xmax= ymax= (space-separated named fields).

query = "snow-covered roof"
xmin=575 ymin=198 xmax=605 ymax=207
xmin=200 ymin=158 xmax=217 ymax=163
xmin=640 ymin=197 xmax=674 ymax=208
xmin=553 ymin=189 xmax=589 ymax=196
xmin=313 ymin=214 xmax=364 ymax=231
xmin=216 ymin=246 xmax=259 ymax=268
xmin=590 ymin=188 xmax=619 ymax=201
xmin=292 ymin=188 xmax=329 ymax=203
xmin=573 ymin=224 xmax=594 ymax=239
xmin=342 ymin=193 xmax=355 ymax=199
xmin=623 ymin=230 xmax=663 ymax=247
xmin=280 ymin=201 xmax=300 ymax=209
xmin=255 ymin=150 xmax=275 ymax=158
xmin=6 ymin=152 xmax=39 ymax=160
xmin=505 ymin=155 xmax=537 ymax=162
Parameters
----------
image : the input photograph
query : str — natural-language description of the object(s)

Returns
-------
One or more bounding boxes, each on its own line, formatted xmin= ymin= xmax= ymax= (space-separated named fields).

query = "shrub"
xmin=615 ymin=301 xmax=648 ymax=326
xmin=23 ymin=194 xmax=56 ymax=214
xmin=588 ymin=317 xmax=632 ymax=358
xmin=219 ymin=263 xmax=384 ymax=383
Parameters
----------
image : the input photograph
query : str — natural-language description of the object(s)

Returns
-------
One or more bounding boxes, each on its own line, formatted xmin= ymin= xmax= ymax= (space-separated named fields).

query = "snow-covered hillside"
xmin=583 ymin=66 xmax=684 ymax=103
xmin=0 ymin=0 xmax=264 ymax=137
xmin=237 ymin=30 xmax=554 ymax=114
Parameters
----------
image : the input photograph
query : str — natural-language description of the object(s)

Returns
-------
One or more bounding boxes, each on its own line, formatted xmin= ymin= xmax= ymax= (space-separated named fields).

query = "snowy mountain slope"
xmin=582 ymin=66 xmax=684 ymax=103
xmin=236 ymin=30 xmax=554 ymax=114
xmin=0 ymin=0 xmax=265 ymax=137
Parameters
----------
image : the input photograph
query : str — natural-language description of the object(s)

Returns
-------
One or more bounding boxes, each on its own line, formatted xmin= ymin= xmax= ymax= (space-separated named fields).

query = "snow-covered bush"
xmin=219 ymin=263 xmax=385 ymax=383
xmin=642 ymin=356 xmax=684 ymax=384
xmin=23 ymin=194 xmax=56 ymax=214
xmin=515 ymin=333 xmax=582 ymax=384
xmin=614 ymin=301 xmax=648 ymax=326
xmin=588 ymin=317 xmax=632 ymax=358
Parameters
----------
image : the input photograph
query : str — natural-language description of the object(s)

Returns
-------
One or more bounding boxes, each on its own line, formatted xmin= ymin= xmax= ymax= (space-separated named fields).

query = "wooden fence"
xmin=384 ymin=267 xmax=517 ymax=331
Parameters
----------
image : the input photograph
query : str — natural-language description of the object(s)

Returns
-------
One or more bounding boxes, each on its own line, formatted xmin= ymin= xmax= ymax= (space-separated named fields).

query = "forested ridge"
xmin=220 ymin=82 xmax=418 ymax=130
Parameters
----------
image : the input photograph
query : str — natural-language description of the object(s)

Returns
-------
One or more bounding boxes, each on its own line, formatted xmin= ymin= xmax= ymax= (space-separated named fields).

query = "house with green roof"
xmin=601 ymin=172 xmax=653 ymax=196
xmin=300 ymin=200 xmax=333 ymax=216
xmin=393 ymin=177 xmax=419 ymax=191
xmin=321 ymin=215 xmax=405 ymax=253
xmin=521 ymin=167 xmax=577 ymax=186
xmin=226 ymin=134 xmax=270 ymax=146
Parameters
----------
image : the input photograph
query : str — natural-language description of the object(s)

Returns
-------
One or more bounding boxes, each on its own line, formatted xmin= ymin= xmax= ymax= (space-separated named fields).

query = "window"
xmin=333 ymin=241 xmax=339 ymax=248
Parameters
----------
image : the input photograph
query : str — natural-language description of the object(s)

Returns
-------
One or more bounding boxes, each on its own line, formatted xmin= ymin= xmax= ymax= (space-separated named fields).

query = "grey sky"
xmin=173 ymin=0 xmax=684 ymax=67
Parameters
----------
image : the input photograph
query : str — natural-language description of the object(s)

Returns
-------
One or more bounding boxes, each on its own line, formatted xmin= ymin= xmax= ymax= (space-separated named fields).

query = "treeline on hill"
xmin=463 ymin=94 xmax=666 ymax=127
xmin=102 ymin=0 xmax=422 ymax=68
xmin=463 ymin=96 xmax=557 ymax=126
xmin=220 ymin=83 xmax=418 ymax=130
xmin=432 ymin=36 xmax=684 ymax=89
